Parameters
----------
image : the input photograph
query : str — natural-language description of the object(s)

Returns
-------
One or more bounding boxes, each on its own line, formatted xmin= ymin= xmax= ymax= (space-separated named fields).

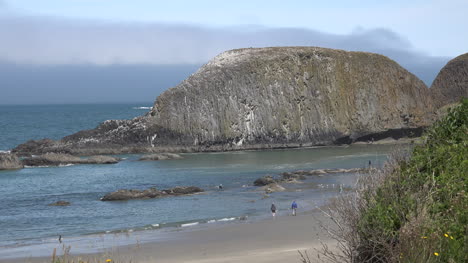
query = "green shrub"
xmin=320 ymin=99 xmax=467 ymax=263
xmin=359 ymin=99 xmax=467 ymax=262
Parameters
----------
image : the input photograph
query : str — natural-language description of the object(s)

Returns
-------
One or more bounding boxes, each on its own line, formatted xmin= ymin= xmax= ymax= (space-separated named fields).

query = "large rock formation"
xmin=430 ymin=53 xmax=468 ymax=108
xmin=13 ymin=47 xmax=435 ymax=156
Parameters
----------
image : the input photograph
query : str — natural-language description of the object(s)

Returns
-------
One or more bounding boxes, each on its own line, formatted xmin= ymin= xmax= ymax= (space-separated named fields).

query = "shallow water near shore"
xmin=0 ymin=143 xmax=399 ymax=259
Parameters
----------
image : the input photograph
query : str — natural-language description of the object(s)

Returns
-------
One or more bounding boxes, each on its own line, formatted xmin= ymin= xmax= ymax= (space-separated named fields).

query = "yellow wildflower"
xmin=421 ymin=236 xmax=428 ymax=239
xmin=450 ymin=236 xmax=454 ymax=240
xmin=444 ymin=233 xmax=449 ymax=237
xmin=434 ymin=252 xmax=439 ymax=256
xmin=106 ymin=260 xmax=112 ymax=263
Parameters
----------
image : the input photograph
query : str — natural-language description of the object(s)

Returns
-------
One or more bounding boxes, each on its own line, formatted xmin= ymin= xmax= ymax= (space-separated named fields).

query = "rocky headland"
xmin=430 ymin=53 xmax=468 ymax=108
xmin=12 ymin=46 xmax=467 ymax=156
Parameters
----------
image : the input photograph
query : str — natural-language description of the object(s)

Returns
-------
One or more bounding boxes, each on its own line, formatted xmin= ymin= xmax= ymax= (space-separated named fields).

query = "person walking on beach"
xmin=291 ymin=200 xmax=298 ymax=216
xmin=271 ymin=203 xmax=277 ymax=218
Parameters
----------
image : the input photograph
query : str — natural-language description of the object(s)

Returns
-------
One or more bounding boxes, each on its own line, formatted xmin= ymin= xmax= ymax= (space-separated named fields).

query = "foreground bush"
xmin=321 ymin=99 xmax=467 ymax=263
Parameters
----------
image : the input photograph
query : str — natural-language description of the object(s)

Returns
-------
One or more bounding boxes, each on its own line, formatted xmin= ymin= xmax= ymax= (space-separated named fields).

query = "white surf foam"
xmin=58 ymin=164 xmax=74 ymax=167
xmin=217 ymin=217 xmax=236 ymax=222
xmin=181 ymin=222 xmax=199 ymax=227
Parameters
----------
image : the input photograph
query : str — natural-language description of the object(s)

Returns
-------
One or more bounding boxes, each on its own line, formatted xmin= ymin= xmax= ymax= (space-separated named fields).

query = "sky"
xmin=0 ymin=0 xmax=466 ymax=104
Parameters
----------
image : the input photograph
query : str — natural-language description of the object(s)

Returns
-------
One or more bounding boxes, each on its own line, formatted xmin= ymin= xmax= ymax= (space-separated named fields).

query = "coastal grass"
xmin=318 ymin=99 xmax=467 ymax=262
xmin=49 ymin=245 xmax=136 ymax=263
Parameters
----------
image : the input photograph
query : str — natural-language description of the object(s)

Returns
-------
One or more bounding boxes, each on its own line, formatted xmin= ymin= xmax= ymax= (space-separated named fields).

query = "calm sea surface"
xmin=0 ymin=104 xmax=399 ymax=258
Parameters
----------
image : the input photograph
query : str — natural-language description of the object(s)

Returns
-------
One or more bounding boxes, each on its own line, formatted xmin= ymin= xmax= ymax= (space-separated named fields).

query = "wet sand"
xmin=5 ymin=209 xmax=337 ymax=263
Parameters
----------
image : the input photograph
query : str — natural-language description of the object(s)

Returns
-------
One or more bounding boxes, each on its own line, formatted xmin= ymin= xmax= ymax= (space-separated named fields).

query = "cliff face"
xmin=149 ymin=47 xmax=433 ymax=148
xmin=430 ymin=53 xmax=468 ymax=108
xmin=13 ymin=47 xmax=435 ymax=155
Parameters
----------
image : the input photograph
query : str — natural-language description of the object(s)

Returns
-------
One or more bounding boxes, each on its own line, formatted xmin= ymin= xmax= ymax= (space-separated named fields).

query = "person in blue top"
xmin=291 ymin=200 xmax=298 ymax=216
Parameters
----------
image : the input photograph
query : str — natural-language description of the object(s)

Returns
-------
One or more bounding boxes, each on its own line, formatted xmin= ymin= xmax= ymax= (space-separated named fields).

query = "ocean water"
xmin=0 ymin=103 xmax=152 ymax=151
xmin=0 ymin=104 xmax=399 ymax=258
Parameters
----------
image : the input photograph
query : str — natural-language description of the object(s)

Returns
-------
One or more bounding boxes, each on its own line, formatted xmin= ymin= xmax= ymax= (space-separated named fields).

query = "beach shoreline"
xmin=3 ymin=207 xmax=337 ymax=263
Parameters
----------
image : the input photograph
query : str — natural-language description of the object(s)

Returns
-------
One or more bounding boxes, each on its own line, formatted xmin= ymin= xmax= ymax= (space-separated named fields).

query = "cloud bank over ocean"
xmin=0 ymin=14 xmax=451 ymax=104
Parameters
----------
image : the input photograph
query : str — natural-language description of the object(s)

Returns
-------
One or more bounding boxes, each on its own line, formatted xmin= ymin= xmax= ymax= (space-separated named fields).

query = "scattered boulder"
xmin=48 ymin=201 xmax=71 ymax=206
xmin=101 ymin=188 xmax=162 ymax=201
xmin=21 ymin=153 xmax=121 ymax=167
xmin=85 ymin=155 xmax=121 ymax=164
xmin=139 ymin=153 xmax=182 ymax=161
xmin=253 ymin=175 xmax=277 ymax=186
xmin=162 ymin=186 xmax=203 ymax=195
xmin=0 ymin=153 xmax=24 ymax=170
xmin=101 ymin=186 xmax=204 ymax=201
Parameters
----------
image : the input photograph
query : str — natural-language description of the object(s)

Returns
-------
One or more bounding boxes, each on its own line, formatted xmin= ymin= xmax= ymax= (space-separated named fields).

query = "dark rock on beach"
xmin=101 ymin=186 xmax=204 ymax=201
xmin=0 ymin=153 xmax=24 ymax=170
xmin=253 ymin=175 xmax=277 ymax=186
xmin=48 ymin=201 xmax=71 ymax=206
xmin=12 ymin=47 xmax=438 ymax=156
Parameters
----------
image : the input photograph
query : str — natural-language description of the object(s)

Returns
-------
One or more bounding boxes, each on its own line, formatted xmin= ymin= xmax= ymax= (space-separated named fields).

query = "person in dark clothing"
xmin=291 ymin=200 xmax=298 ymax=216
xmin=271 ymin=203 xmax=277 ymax=218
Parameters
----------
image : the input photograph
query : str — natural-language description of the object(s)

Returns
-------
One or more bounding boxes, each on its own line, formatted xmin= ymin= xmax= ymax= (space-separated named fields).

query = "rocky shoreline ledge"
xmin=0 ymin=152 xmax=186 ymax=171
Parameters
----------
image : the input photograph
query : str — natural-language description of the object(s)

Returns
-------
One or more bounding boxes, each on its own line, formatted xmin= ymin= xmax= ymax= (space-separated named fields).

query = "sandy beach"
xmin=5 ymin=209 xmax=337 ymax=263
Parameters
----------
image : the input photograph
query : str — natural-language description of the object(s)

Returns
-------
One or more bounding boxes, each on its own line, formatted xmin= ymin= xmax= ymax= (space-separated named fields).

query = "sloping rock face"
xmin=13 ymin=47 xmax=434 ymax=155
xmin=149 ymin=47 xmax=433 ymax=148
xmin=430 ymin=53 xmax=468 ymax=108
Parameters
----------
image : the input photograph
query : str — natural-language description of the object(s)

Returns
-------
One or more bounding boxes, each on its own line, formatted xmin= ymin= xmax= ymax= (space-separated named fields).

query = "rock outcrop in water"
xmin=48 ymin=201 xmax=71 ymax=206
xmin=139 ymin=153 xmax=182 ymax=161
xmin=430 ymin=53 xmax=468 ymax=108
xmin=21 ymin=153 xmax=121 ymax=167
xmin=0 ymin=153 xmax=24 ymax=170
xmin=100 ymin=186 xmax=204 ymax=201
xmin=13 ymin=47 xmax=436 ymax=156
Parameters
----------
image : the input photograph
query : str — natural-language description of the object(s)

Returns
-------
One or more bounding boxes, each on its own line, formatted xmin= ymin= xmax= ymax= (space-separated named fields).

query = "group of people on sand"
xmin=270 ymin=200 xmax=298 ymax=218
